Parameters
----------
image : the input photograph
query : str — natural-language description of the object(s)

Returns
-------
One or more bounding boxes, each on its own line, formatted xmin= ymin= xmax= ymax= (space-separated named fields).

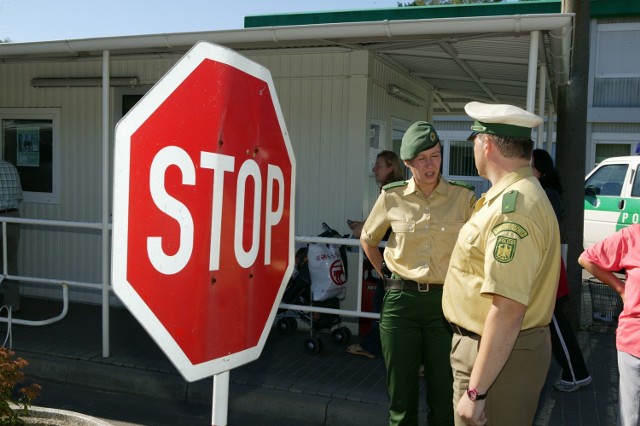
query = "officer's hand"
xmin=348 ymin=220 xmax=364 ymax=238
xmin=457 ymin=393 xmax=487 ymax=426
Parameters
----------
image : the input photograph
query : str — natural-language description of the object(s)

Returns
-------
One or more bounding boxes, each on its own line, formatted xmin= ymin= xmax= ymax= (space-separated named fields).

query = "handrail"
xmin=0 ymin=283 xmax=69 ymax=326
xmin=0 ymin=216 xmax=74 ymax=329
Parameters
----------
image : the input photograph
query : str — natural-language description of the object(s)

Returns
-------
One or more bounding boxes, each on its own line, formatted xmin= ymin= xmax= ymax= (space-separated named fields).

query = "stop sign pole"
xmin=112 ymin=41 xmax=296 ymax=425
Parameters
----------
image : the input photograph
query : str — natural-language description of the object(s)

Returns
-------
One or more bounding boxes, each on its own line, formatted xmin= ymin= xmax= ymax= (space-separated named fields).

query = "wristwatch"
xmin=466 ymin=387 xmax=487 ymax=402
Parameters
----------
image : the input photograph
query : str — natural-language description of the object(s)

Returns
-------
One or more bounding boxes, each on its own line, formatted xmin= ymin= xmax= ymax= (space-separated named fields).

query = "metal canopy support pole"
xmin=101 ymin=50 xmax=111 ymax=358
xmin=526 ymin=30 xmax=540 ymax=113
xmin=546 ymin=111 xmax=555 ymax=153
xmin=537 ymin=63 xmax=547 ymax=149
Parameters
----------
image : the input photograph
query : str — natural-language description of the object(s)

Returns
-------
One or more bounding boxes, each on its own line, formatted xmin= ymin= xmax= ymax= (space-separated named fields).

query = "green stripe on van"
xmin=617 ymin=197 xmax=640 ymax=230
xmin=585 ymin=195 xmax=640 ymax=230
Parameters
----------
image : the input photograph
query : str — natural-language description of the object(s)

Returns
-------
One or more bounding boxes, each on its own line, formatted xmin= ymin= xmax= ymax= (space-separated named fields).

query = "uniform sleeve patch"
xmin=491 ymin=222 xmax=528 ymax=239
xmin=494 ymin=236 xmax=517 ymax=263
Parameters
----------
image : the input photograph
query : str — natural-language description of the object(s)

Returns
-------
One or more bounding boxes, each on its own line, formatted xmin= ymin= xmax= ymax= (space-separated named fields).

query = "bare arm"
xmin=579 ymin=254 xmax=626 ymax=302
xmin=457 ymin=294 xmax=526 ymax=426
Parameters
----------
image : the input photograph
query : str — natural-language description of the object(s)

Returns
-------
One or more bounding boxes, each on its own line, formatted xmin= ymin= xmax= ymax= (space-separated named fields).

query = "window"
xmin=122 ymin=94 xmax=143 ymax=117
xmin=595 ymin=143 xmax=633 ymax=165
xmin=449 ymin=140 xmax=478 ymax=177
xmin=0 ymin=109 xmax=60 ymax=204
xmin=585 ymin=163 xmax=628 ymax=196
xmin=444 ymin=138 xmax=488 ymax=198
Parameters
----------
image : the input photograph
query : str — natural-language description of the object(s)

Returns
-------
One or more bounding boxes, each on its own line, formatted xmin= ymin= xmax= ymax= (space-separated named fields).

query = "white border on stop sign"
xmin=111 ymin=41 xmax=296 ymax=382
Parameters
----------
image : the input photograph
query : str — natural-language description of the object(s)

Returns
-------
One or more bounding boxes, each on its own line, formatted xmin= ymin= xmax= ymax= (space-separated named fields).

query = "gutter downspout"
xmin=548 ymin=20 xmax=573 ymax=85
xmin=101 ymin=50 xmax=110 ymax=358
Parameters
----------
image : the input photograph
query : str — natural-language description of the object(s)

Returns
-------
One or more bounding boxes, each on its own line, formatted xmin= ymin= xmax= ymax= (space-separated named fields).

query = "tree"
xmin=398 ymin=0 xmax=504 ymax=5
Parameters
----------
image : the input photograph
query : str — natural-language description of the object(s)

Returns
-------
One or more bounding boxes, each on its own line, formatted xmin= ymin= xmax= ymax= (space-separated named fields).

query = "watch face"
xmin=467 ymin=388 xmax=478 ymax=401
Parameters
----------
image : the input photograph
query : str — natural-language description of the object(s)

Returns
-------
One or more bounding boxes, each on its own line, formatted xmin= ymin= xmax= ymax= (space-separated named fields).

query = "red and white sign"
xmin=112 ymin=41 xmax=296 ymax=382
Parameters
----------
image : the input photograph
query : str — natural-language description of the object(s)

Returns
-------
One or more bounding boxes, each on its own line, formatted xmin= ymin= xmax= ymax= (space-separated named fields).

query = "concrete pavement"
xmin=4 ymin=281 xmax=620 ymax=425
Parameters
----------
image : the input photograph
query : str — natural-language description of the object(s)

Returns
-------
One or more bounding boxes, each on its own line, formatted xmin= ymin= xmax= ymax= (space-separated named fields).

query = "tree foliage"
xmin=0 ymin=348 xmax=40 ymax=425
xmin=398 ymin=0 xmax=504 ymax=5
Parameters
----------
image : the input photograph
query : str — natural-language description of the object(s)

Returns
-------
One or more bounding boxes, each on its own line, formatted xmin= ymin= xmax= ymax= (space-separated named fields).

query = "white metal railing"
xmin=0 ymin=213 xmax=382 ymax=357
xmin=0 ymin=217 xmax=102 ymax=333
xmin=282 ymin=235 xmax=381 ymax=320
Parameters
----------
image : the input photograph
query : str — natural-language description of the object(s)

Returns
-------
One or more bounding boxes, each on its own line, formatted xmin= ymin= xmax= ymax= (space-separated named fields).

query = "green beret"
xmin=400 ymin=121 xmax=440 ymax=160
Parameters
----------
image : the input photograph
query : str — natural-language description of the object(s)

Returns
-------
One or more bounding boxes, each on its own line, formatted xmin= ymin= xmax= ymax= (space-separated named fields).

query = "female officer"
xmin=360 ymin=122 xmax=475 ymax=426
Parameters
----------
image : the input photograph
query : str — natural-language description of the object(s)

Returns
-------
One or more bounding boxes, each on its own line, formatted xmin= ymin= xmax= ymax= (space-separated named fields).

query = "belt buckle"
xmin=418 ymin=283 xmax=430 ymax=292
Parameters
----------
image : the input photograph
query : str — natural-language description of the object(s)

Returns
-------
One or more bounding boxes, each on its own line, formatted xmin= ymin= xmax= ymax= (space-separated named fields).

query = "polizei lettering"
xmin=621 ymin=212 xmax=640 ymax=225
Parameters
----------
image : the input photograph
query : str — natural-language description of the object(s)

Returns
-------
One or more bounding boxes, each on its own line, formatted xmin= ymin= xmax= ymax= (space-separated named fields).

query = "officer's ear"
xmin=482 ymin=134 xmax=495 ymax=156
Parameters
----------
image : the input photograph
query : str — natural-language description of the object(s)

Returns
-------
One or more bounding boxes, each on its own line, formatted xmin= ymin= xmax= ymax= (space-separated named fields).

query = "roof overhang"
xmin=0 ymin=13 xmax=573 ymax=114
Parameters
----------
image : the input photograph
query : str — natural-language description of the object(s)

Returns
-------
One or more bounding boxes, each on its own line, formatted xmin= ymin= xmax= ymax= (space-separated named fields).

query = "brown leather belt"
xmin=383 ymin=278 xmax=443 ymax=292
xmin=449 ymin=323 xmax=479 ymax=338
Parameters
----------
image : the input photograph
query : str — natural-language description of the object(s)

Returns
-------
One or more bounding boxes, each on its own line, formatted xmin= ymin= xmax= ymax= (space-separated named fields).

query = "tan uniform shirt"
xmin=442 ymin=167 xmax=561 ymax=335
xmin=361 ymin=177 xmax=475 ymax=283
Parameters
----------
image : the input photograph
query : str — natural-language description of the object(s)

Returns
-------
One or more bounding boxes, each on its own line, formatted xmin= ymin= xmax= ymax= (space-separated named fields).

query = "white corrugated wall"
xmin=0 ymin=48 xmax=431 ymax=304
xmin=247 ymin=48 xmax=368 ymax=237
xmin=0 ymin=60 xmax=106 ymax=302
xmin=0 ymin=57 xmax=180 ymax=302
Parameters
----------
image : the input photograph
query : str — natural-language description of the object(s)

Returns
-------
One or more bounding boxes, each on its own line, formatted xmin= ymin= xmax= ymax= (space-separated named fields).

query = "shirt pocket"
xmin=451 ymin=224 xmax=481 ymax=274
xmin=390 ymin=221 xmax=415 ymax=233
xmin=459 ymin=223 xmax=480 ymax=246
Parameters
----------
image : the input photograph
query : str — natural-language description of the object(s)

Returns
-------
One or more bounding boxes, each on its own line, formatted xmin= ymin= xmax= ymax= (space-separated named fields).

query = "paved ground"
xmin=2 ymin=280 xmax=620 ymax=425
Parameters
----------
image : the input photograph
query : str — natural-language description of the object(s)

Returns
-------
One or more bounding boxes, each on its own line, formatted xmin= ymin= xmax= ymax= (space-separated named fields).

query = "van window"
xmin=585 ymin=164 xmax=627 ymax=196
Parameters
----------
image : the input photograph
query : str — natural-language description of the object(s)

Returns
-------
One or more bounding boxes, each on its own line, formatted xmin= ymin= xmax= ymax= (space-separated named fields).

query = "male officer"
xmin=361 ymin=121 xmax=475 ymax=426
xmin=442 ymin=102 xmax=560 ymax=426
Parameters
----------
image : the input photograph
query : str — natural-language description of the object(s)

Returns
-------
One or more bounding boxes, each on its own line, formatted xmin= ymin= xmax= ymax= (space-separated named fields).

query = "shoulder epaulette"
xmin=382 ymin=181 xmax=408 ymax=191
xmin=502 ymin=190 xmax=519 ymax=213
xmin=449 ymin=180 xmax=475 ymax=191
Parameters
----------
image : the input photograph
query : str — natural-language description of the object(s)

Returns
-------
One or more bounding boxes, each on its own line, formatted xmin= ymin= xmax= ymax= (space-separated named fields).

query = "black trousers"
xmin=550 ymin=295 xmax=590 ymax=382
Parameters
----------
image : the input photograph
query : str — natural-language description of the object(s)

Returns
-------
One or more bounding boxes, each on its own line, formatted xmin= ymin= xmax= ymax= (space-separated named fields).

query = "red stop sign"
xmin=112 ymin=42 xmax=295 ymax=382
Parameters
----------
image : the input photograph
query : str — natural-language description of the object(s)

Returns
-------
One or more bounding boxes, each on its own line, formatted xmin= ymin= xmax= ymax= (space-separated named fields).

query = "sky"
xmin=0 ymin=0 xmax=397 ymax=43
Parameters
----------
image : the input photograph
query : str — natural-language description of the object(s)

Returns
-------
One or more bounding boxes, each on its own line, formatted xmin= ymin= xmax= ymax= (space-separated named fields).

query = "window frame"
xmin=0 ymin=108 xmax=61 ymax=204
xmin=585 ymin=163 xmax=628 ymax=197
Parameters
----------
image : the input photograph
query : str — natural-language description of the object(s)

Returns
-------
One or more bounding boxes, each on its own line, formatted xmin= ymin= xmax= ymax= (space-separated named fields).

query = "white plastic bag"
xmin=307 ymin=243 xmax=347 ymax=301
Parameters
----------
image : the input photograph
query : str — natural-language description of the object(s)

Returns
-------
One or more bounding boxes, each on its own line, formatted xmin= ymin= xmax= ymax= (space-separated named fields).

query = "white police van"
xmin=584 ymin=156 xmax=640 ymax=248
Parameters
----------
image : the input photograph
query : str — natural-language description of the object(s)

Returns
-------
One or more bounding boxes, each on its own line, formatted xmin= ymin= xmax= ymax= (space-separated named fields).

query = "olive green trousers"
xmin=380 ymin=289 xmax=454 ymax=426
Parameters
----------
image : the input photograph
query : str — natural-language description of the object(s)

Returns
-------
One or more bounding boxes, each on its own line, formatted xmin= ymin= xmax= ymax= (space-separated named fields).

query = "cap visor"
xmin=467 ymin=132 xmax=478 ymax=141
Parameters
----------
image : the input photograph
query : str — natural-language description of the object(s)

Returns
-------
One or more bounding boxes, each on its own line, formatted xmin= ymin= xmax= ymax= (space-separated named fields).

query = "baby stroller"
xmin=276 ymin=223 xmax=352 ymax=354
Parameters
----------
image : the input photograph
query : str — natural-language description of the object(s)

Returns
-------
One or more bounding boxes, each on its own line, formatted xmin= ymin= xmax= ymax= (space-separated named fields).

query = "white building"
xmin=0 ymin=1 xmax=629 ymax=321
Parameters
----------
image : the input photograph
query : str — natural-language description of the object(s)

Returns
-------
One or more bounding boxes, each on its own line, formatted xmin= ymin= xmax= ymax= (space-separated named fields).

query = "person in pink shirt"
xmin=579 ymin=224 xmax=640 ymax=426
